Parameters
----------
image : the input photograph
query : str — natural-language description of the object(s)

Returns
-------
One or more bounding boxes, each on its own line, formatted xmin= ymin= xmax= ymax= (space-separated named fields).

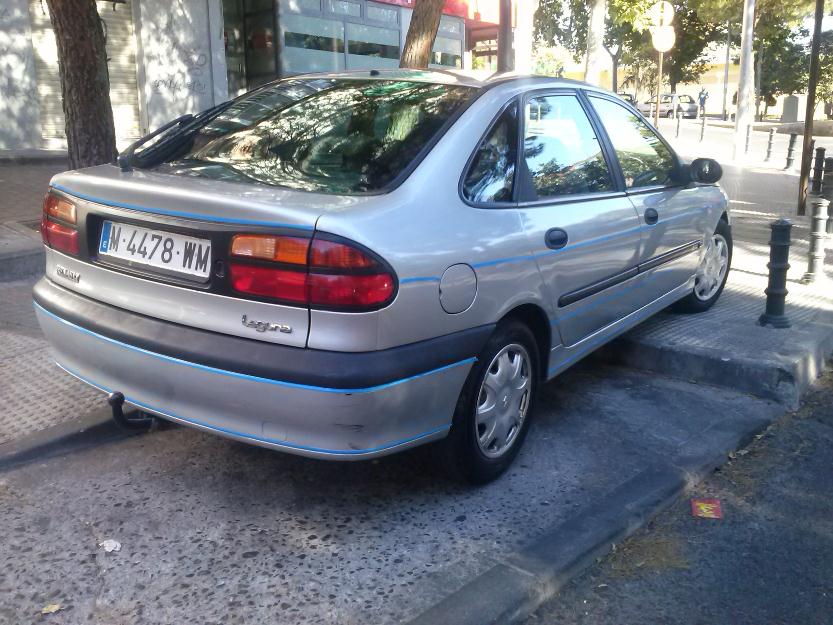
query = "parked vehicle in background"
xmin=638 ymin=93 xmax=699 ymax=118
xmin=617 ymin=93 xmax=635 ymax=105
xmin=35 ymin=71 xmax=729 ymax=483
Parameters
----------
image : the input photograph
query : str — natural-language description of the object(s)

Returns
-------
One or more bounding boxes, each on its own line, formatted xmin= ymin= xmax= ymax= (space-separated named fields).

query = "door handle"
xmin=545 ymin=228 xmax=569 ymax=250
xmin=644 ymin=208 xmax=659 ymax=225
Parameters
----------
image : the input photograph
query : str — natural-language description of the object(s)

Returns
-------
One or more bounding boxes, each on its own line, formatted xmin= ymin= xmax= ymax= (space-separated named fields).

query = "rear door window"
xmin=522 ymin=94 xmax=614 ymax=198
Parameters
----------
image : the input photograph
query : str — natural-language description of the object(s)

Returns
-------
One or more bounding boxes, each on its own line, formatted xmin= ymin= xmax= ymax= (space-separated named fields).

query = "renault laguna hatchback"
xmin=34 ymin=71 xmax=730 ymax=483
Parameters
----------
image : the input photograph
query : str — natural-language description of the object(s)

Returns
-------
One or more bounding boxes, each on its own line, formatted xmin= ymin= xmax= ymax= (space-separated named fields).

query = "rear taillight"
xmin=229 ymin=234 xmax=396 ymax=311
xmin=41 ymin=192 xmax=79 ymax=256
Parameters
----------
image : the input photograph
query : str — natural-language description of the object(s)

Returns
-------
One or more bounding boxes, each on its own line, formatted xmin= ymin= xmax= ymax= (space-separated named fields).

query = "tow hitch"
xmin=107 ymin=392 xmax=157 ymax=431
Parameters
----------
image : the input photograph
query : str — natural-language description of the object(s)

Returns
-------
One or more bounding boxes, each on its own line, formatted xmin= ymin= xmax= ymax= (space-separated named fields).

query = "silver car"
xmin=638 ymin=93 xmax=699 ymax=118
xmin=35 ymin=71 xmax=730 ymax=483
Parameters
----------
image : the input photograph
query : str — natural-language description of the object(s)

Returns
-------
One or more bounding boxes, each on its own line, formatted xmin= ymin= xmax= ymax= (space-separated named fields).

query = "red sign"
xmin=374 ymin=0 xmax=499 ymax=24
xmin=690 ymin=498 xmax=723 ymax=519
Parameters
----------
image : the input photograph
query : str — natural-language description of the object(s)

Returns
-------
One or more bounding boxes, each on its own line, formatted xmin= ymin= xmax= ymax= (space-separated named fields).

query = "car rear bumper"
xmin=34 ymin=278 xmax=486 ymax=459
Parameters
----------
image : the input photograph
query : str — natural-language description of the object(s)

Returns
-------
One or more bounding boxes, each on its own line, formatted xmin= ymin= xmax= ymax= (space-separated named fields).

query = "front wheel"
xmin=672 ymin=219 xmax=732 ymax=313
xmin=440 ymin=321 xmax=539 ymax=484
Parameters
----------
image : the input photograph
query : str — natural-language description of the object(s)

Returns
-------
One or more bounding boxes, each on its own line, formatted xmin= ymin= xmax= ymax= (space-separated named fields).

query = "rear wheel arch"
xmin=499 ymin=303 xmax=551 ymax=380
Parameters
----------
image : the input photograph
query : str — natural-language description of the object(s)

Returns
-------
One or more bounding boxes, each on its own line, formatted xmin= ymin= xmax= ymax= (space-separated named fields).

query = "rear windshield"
xmin=160 ymin=78 xmax=477 ymax=194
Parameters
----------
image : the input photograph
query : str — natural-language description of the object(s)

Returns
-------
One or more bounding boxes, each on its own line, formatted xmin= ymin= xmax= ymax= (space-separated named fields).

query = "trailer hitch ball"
xmin=107 ymin=392 xmax=157 ymax=431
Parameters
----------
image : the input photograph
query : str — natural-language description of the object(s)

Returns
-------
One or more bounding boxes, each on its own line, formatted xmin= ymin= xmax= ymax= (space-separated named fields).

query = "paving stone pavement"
xmin=0 ymin=161 xmax=66 ymax=224
xmin=0 ymin=279 xmax=102 ymax=445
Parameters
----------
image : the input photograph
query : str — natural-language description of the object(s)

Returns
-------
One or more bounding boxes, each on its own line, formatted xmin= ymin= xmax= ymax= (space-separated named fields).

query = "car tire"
xmin=440 ymin=320 xmax=539 ymax=484
xmin=666 ymin=109 xmax=675 ymax=118
xmin=672 ymin=219 xmax=732 ymax=314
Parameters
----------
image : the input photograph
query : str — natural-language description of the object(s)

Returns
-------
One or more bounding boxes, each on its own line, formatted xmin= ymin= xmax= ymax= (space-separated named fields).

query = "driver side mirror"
xmin=688 ymin=158 xmax=722 ymax=184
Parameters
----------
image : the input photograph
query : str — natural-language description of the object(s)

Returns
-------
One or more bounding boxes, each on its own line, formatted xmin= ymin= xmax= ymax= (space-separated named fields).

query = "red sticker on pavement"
xmin=690 ymin=498 xmax=723 ymax=519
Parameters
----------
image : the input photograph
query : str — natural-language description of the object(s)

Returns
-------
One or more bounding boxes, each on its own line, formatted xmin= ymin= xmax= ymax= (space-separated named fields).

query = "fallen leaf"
xmin=98 ymin=539 xmax=121 ymax=553
xmin=41 ymin=604 xmax=62 ymax=615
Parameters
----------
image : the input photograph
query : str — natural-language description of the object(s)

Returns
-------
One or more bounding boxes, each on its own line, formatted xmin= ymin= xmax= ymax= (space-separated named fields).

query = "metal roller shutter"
xmin=28 ymin=0 xmax=141 ymax=149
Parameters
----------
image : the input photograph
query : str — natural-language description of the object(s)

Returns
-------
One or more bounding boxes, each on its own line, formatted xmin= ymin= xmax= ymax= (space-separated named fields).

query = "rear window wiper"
xmin=117 ymin=99 xmax=236 ymax=172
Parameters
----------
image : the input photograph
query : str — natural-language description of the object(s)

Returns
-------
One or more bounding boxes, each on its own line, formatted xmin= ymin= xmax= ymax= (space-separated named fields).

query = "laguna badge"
xmin=55 ymin=264 xmax=81 ymax=283
xmin=242 ymin=314 xmax=292 ymax=334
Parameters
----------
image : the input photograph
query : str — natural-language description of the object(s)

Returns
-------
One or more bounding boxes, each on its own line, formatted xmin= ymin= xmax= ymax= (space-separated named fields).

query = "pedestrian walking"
xmin=698 ymin=88 xmax=709 ymax=118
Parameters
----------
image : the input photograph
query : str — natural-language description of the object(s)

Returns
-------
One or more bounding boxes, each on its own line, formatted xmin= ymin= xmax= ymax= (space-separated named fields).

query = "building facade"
xmin=0 ymin=0 xmax=499 ymax=151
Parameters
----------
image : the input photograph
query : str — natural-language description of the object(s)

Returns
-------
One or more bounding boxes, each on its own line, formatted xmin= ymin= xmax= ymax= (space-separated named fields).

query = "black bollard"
xmin=811 ymin=146 xmax=826 ymax=194
xmin=676 ymin=111 xmax=681 ymax=137
xmin=825 ymin=158 xmax=833 ymax=234
xmin=759 ymin=220 xmax=792 ymax=329
xmin=765 ymin=128 xmax=775 ymax=161
xmin=824 ymin=157 xmax=833 ymax=198
xmin=785 ymin=133 xmax=798 ymax=169
xmin=801 ymin=193 xmax=830 ymax=284
xmin=699 ymin=113 xmax=706 ymax=142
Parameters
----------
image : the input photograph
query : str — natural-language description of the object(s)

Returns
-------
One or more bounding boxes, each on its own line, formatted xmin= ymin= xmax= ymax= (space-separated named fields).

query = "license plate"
xmin=98 ymin=221 xmax=212 ymax=279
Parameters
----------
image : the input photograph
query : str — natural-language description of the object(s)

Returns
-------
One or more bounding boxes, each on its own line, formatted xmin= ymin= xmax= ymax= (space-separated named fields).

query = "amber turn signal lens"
xmin=230 ymin=234 xmax=309 ymax=265
xmin=43 ymin=193 xmax=76 ymax=224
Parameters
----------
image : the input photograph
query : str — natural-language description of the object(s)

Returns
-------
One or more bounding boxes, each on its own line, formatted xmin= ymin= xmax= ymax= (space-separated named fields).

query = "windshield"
xmin=161 ymin=79 xmax=477 ymax=194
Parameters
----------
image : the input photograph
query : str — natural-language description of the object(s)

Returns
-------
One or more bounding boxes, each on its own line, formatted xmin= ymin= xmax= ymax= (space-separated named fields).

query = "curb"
xmin=0 ymin=408 xmax=138 ymax=473
xmin=0 ymin=152 xmax=67 ymax=165
xmin=405 ymin=411 xmax=774 ymax=625
xmin=0 ymin=247 xmax=44 ymax=281
xmin=599 ymin=324 xmax=833 ymax=410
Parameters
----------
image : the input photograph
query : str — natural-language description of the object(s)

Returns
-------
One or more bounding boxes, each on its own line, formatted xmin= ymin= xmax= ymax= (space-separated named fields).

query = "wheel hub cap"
xmin=475 ymin=344 xmax=531 ymax=459
xmin=694 ymin=233 xmax=729 ymax=301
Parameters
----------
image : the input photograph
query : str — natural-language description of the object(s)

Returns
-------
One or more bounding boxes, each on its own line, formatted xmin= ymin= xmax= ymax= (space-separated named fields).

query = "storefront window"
xmin=284 ymin=0 xmax=322 ymax=11
xmin=327 ymin=0 xmax=361 ymax=17
xmin=437 ymin=15 xmax=462 ymax=36
xmin=432 ymin=35 xmax=462 ymax=68
xmin=245 ymin=12 xmax=276 ymax=85
xmin=346 ymin=23 xmax=399 ymax=69
xmin=283 ymin=13 xmax=346 ymax=73
xmin=366 ymin=2 xmax=397 ymax=23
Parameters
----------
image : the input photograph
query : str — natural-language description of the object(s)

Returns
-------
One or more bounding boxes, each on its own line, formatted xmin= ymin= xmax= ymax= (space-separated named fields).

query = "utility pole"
xmin=733 ymin=0 xmax=755 ymax=160
xmin=797 ymin=0 xmax=826 ymax=216
xmin=722 ymin=21 xmax=731 ymax=121
xmin=497 ymin=0 xmax=514 ymax=73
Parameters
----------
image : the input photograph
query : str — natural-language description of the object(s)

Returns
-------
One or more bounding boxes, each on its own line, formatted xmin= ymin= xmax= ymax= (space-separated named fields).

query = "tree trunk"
xmin=609 ymin=51 xmax=620 ymax=92
xmin=45 ymin=0 xmax=117 ymax=169
xmin=584 ymin=0 xmax=606 ymax=85
xmin=754 ymin=41 xmax=764 ymax=121
xmin=400 ymin=0 xmax=445 ymax=69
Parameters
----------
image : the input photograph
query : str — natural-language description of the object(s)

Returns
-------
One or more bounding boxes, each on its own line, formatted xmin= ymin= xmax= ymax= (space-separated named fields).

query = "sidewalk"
xmin=607 ymin=122 xmax=833 ymax=409
xmin=0 ymin=161 xmax=65 ymax=280
xmin=0 ymin=278 xmax=102 ymax=446
xmin=525 ymin=367 xmax=833 ymax=625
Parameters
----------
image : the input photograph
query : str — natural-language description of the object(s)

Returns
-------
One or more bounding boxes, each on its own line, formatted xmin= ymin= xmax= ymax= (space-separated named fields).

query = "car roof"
xmin=285 ymin=69 xmax=611 ymax=95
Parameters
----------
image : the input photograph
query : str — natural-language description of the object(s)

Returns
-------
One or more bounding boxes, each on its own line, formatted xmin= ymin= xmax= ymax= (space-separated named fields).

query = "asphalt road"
xmin=526 ymin=367 xmax=833 ymax=625
xmin=0 ymin=361 xmax=781 ymax=624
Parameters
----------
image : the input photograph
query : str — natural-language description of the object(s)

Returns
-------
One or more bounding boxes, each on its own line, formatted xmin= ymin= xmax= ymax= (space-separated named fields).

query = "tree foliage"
xmin=817 ymin=31 xmax=833 ymax=104
xmin=534 ymin=0 xmax=719 ymax=91
xmin=757 ymin=25 xmax=808 ymax=109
